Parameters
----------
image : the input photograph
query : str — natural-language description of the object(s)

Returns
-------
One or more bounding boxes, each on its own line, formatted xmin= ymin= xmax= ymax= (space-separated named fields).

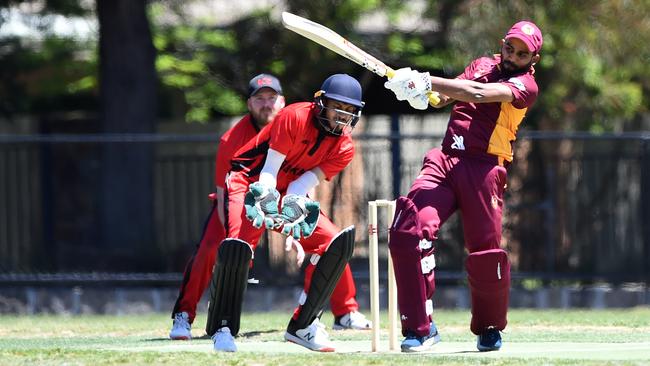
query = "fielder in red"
xmin=384 ymin=21 xmax=543 ymax=352
xmin=169 ymin=74 xmax=370 ymax=342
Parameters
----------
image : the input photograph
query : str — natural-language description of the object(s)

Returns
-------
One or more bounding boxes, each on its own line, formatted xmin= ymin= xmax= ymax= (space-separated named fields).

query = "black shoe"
xmin=477 ymin=327 xmax=502 ymax=351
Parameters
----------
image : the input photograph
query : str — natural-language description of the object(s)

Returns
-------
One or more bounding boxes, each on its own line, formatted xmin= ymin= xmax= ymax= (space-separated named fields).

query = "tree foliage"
xmin=412 ymin=0 xmax=649 ymax=131
xmin=1 ymin=0 xmax=649 ymax=131
xmin=0 ymin=0 xmax=96 ymax=119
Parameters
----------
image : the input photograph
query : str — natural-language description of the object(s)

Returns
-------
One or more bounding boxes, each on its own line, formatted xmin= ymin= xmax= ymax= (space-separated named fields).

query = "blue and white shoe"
xmin=477 ymin=327 xmax=502 ymax=352
xmin=400 ymin=322 xmax=441 ymax=353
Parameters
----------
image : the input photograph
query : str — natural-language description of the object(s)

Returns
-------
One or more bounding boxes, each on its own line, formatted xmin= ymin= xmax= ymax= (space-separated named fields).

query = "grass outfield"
xmin=1 ymin=308 xmax=650 ymax=365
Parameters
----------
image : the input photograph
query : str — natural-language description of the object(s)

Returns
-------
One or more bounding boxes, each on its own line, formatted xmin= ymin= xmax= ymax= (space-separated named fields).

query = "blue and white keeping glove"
xmin=278 ymin=195 xmax=320 ymax=240
xmin=384 ymin=67 xmax=433 ymax=110
xmin=244 ymin=182 xmax=281 ymax=229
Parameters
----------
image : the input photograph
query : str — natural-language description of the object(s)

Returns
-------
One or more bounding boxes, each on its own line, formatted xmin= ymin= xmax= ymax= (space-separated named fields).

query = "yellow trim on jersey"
xmin=487 ymin=102 xmax=527 ymax=162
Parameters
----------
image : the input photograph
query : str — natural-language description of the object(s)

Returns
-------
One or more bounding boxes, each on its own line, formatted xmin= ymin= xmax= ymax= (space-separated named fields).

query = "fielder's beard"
xmin=251 ymin=108 xmax=274 ymax=126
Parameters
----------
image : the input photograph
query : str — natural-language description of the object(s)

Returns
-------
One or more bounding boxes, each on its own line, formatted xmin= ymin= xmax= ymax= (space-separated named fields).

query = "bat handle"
xmin=426 ymin=91 xmax=440 ymax=106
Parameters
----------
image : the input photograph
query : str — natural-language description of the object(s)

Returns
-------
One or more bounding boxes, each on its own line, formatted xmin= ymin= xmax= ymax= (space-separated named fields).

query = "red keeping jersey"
xmin=230 ymin=102 xmax=355 ymax=192
xmin=441 ymin=55 xmax=538 ymax=165
xmin=214 ymin=115 xmax=261 ymax=188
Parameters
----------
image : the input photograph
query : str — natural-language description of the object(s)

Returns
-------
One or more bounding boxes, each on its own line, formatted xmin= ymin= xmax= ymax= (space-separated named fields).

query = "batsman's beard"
xmin=500 ymin=58 xmax=534 ymax=76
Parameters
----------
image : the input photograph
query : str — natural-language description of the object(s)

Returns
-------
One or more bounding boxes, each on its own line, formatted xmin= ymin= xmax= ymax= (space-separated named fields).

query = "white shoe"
xmin=212 ymin=327 xmax=237 ymax=352
xmin=332 ymin=311 xmax=372 ymax=330
xmin=284 ymin=318 xmax=335 ymax=352
xmin=169 ymin=312 xmax=192 ymax=340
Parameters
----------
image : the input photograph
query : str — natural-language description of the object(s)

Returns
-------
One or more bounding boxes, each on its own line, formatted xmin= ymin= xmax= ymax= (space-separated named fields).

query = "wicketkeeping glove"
xmin=278 ymin=194 xmax=320 ymax=240
xmin=384 ymin=67 xmax=433 ymax=110
xmin=244 ymin=182 xmax=281 ymax=229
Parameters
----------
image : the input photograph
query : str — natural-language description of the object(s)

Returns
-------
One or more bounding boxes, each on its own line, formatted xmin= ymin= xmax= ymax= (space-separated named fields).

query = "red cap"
xmin=505 ymin=21 xmax=543 ymax=53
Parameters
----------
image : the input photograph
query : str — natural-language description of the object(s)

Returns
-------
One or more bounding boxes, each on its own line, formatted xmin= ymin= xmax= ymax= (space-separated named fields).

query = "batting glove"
xmin=244 ymin=182 xmax=281 ymax=229
xmin=384 ymin=68 xmax=432 ymax=110
xmin=278 ymin=194 xmax=320 ymax=240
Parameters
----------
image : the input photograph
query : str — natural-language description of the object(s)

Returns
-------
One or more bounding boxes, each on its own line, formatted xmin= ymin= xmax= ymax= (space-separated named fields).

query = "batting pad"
xmin=205 ymin=238 xmax=253 ymax=337
xmin=293 ymin=225 xmax=355 ymax=329
xmin=465 ymin=248 xmax=511 ymax=335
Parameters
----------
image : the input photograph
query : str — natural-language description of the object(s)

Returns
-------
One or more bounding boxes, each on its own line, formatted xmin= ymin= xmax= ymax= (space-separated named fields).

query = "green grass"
xmin=1 ymin=308 xmax=650 ymax=365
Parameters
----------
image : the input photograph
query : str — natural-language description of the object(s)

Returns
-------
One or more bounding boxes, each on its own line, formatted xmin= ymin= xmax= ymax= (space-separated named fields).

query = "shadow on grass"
xmin=240 ymin=329 xmax=283 ymax=338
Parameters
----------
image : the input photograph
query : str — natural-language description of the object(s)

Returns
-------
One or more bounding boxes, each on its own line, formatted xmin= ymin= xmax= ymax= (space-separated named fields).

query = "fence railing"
xmin=1 ymin=129 xmax=648 ymax=285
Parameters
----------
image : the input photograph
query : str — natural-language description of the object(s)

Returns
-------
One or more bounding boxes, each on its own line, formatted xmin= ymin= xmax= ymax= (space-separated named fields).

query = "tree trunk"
xmin=97 ymin=0 xmax=157 ymax=269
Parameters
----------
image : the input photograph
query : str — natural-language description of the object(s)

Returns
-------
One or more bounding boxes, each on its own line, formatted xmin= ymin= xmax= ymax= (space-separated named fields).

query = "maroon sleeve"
xmin=501 ymin=73 xmax=539 ymax=109
xmin=456 ymin=57 xmax=486 ymax=80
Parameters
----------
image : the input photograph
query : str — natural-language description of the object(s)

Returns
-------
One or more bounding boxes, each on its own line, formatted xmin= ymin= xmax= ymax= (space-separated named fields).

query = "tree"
xmin=399 ymin=0 xmax=649 ymax=131
xmin=0 ymin=0 xmax=158 ymax=269
xmin=97 ymin=0 xmax=157 ymax=266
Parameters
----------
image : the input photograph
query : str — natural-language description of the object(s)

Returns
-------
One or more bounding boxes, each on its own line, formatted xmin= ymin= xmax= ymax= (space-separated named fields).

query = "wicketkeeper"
xmin=383 ymin=20 xmax=543 ymax=352
xmin=169 ymin=74 xmax=370 ymax=342
xmin=208 ymin=73 xmax=371 ymax=352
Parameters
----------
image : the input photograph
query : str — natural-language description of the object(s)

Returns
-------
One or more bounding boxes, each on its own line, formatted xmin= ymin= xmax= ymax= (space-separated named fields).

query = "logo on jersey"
xmin=451 ymin=134 xmax=465 ymax=150
xmin=508 ymin=77 xmax=526 ymax=91
xmin=281 ymin=161 xmax=307 ymax=177
xmin=491 ymin=195 xmax=499 ymax=209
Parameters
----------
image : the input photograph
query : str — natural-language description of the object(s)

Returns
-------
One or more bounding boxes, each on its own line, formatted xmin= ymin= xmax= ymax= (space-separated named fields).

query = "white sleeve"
xmin=258 ymin=148 xmax=286 ymax=189
xmin=286 ymin=170 xmax=320 ymax=196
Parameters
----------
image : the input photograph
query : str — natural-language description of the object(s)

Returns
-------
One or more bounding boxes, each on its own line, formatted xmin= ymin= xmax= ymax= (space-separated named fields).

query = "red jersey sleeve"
xmin=214 ymin=135 xmax=233 ymax=188
xmin=318 ymin=137 xmax=355 ymax=181
xmin=214 ymin=116 xmax=258 ymax=188
xmin=268 ymin=108 xmax=299 ymax=156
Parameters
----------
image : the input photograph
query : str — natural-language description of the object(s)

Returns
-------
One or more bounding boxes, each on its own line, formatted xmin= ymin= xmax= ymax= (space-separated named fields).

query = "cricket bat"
xmin=281 ymin=11 xmax=440 ymax=106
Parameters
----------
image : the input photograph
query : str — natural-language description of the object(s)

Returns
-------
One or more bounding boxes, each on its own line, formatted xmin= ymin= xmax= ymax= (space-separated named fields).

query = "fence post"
xmin=544 ymin=165 xmax=557 ymax=277
xmin=642 ymin=138 xmax=650 ymax=284
xmin=390 ymin=114 xmax=401 ymax=198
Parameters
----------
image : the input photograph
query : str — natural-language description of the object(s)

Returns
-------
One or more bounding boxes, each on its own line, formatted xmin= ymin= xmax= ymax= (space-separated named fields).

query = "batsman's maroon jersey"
xmin=441 ymin=55 xmax=538 ymax=165
xmin=230 ymin=102 xmax=355 ymax=190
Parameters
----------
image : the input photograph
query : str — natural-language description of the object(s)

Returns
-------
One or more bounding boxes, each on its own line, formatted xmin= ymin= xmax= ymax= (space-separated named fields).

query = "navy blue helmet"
xmin=314 ymin=74 xmax=365 ymax=136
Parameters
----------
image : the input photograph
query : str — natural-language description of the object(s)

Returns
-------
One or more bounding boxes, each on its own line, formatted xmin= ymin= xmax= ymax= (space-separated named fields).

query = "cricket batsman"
xmin=383 ymin=20 xmax=543 ymax=352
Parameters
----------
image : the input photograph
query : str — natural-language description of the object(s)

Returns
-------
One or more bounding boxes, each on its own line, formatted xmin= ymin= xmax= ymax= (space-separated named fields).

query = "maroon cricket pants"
xmin=389 ymin=148 xmax=508 ymax=337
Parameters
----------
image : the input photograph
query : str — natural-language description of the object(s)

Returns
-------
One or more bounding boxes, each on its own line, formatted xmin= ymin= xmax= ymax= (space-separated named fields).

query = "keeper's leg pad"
xmin=465 ymin=248 xmax=510 ymax=335
xmin=205 ymin=238 xmax=253 ymax=337
xmin=293 ymin=226 xmax=355 ymax=329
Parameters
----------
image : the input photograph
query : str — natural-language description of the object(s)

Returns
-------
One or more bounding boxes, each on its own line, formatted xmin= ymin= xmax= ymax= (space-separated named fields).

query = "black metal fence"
xmin=1 ymin=126 xmax=649 ymax=286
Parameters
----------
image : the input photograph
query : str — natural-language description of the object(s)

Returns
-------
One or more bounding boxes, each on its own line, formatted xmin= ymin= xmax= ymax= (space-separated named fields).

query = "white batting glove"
xmin=384 ymin=67 xmax=413 ymax=101
xmin=284 ymin=235 xmax=305 ymax=266
xmin=384 ymin=68 xmax=432 ymax=108
xmin=407 ymin=92 xmax=431 ymax=110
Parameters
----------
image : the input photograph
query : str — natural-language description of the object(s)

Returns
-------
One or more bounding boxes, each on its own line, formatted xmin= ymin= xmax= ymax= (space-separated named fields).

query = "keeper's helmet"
xmin=314 ymin=74 xmax=365 ymax=136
